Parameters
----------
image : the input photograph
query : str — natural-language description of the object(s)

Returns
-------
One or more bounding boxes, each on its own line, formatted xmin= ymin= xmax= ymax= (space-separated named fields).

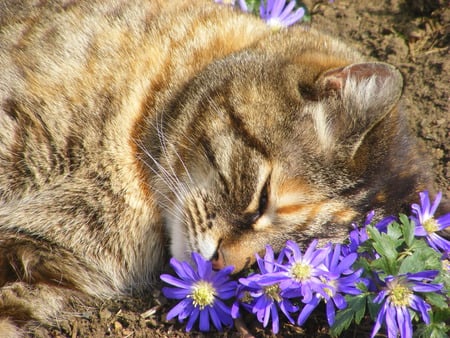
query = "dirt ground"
xmin=35 ymin=0 xmax=448 ymax=337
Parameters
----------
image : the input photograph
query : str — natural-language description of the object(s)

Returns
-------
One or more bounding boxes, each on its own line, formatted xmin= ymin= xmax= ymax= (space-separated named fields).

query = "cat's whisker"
xmin=137 ymin=147 xmax=186 ymax=207
xmin=152 ymin=119 xmax=197 ymax=205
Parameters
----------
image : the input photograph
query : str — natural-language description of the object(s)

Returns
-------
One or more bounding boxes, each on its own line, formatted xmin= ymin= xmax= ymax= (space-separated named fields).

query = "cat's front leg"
xmin=0 ymin=178 xmax=163 ymax=333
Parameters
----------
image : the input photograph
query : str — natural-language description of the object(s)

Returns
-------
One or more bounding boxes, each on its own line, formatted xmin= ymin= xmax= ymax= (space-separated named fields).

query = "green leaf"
xmin=330 ymin=294 xmax=371 ymax=336
xmin=425 ymin=292 xmax=449 ymax=310
xmin=367 ymin=225 xmax=400 ymax=263
xmin=245 ymin=0 xmax=261 ymax=14
xmin=399 ymin=243 xmax=441 ymax=274
xmin=386 ymin=221 xmax=403 ymax=241
xmin=367 ymin=294 xmax=382 ymax=320
xmin=399 ymin=213 xmax=415 ymax=247
xmin=330 ymin=307 xmax=354 ymax=337
xmin=415 ymin=321 xmax=449 ymax=338
xmin=371 ymin=257 xmax=394 ymax=277
xmin=432 ymin=307 xmax=450 ymax=323
xmin=352 ymin=295 xmax=367 ymax=324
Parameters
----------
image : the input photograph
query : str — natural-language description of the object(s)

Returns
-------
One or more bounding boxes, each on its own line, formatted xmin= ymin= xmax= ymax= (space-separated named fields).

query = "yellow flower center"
xmin=264 ymin=284 xmax=282 ymax=302
xmin=190 ymin=281 xmax=216 ymax=309
xmin=290 ymin=261 xmax=312 ymax=282
xmin=423 ymin=218 xmax=439 ymax=234
xmin=241 ymin=291 xmax=253 ymax=304
xmin=389 ymin=283 xmax=412 ymax=307
xmin=320 ymin=277 xmax=336 ymax=298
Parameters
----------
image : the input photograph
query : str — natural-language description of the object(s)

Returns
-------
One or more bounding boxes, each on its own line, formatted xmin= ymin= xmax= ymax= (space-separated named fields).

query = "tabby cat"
xmin=0 ymin=0 xmax=446 ymax=335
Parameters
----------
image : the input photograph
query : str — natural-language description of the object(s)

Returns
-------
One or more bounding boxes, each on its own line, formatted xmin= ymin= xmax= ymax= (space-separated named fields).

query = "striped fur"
xmin=0 ymin=0 xmax=443 ymax=334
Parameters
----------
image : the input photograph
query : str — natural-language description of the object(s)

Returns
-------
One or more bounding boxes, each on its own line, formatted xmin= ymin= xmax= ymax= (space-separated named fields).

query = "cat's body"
xmin=0 ymin=0 xmax=445 ymax=335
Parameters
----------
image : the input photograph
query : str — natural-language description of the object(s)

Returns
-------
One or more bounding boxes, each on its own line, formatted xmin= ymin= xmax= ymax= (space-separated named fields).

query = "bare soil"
xmin=36 ymin=1 xmax=449 ymax=337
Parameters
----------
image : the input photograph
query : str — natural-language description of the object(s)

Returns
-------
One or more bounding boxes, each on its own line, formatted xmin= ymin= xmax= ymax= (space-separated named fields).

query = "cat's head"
xmin=145 ymin=29 xmax=436 ymax=272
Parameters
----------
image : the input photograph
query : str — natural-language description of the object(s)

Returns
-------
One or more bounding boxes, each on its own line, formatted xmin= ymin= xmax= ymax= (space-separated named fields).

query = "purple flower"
xmin=343 ymin=224 xmax=370 ymax=256
xmin=411 ymin=191 xmax=450 ymax=253
xmin=256 ymin=240 xmax=331 ymax=326
xmin=160 ymin=252 xmax=237 ymax=332
xmin=236 ymin=245 xmax=298 ymax=333
xmin=371 ymin=271 xmax=443 ymax=338
xmin=297 ymin=244 xmax=366 ymax=326
xmin=265 ymin=240 xmax=330 ymax=300
xmin=260 ymin=0 xmax=305 ymax=28
xmin=343 ymin=212 xmax=396 ymax=257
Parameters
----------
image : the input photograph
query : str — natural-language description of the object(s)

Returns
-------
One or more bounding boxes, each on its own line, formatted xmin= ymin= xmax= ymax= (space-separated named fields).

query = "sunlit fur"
xmin=0 ymin=0 xmax=442 ymax=334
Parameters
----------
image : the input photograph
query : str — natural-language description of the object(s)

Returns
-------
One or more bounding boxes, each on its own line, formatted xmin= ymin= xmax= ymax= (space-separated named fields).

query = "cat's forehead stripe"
xmin=226 ymin=105 xmax=269 ymax=159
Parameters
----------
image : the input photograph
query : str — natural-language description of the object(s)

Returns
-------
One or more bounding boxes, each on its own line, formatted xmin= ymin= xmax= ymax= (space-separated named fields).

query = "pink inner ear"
xmin=321 ymin=63 xmax=398 ymax=91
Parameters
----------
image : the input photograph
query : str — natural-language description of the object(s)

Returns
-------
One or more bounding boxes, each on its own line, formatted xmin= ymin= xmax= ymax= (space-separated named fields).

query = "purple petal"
xmin=328 ymin=244 xmax=341 ymax=270
xmin=271 ymin=303 xmax=280 ymax=334
xmin=397 ymin=306 xmax=412 ymax=338
xmin=253 ymin=295 xmax=271 ymax=314
xmin=257 ymin=272 xmax=290 ymax=286
xmin=364 ymin=210 xmax=376 ymax=225
xmin=303 ymin=239 xmax=319 ymax=260
xmin=185 ymin=307 xmax=199 ymax=332
xmin=371 ymin=302 xmax=386 ymax=338
xmin=216 ymin=283 xmax=238 ymax=299
xmin=237 ymin=0 xmax=248 ymax=12
xmin=262 ymin=301 xmax=272 ymax=328
xmin=214 ymin=299 xmax=233 ymax=326
xmin=410 ymin=295 xmax=431 ymax=324
xmin=428 ymin=233 xmax=450 ymax=252
xmin=429 ymin=191 xmax=442 ymax=216
xmin=264 ymin=245 xmax=276 ymax=272
xmin=419 ymin=191 xmax=431 ymax=219
xmin=279 ymin=300 xmax=297 ymax=324
xmin=168 ymin=258 xmax=196 ymax=281
xmin=326 ymin=300 xmax=336 ymax=326
xmin=374 ymin=290 xmax=388 ymax=304
xmin=376 ymin=215 xmax=397 ymax=232
xmin=281 ymin=8 xmax=305 ymax=26
xmin=336 ymin=252 xmax=358 ymax=273
xmin=271 ymin=0 xmax=286 ymax=18
xmin=301 ymin=284 xmax=314 ymax=303
xmin=309 ymin=249 xmax=330 ymax=268
xmin=166 ymin=298 xmax=192 ymax=321
xmin=161 ymin=286 xmax=191 ymax=300
xmin=278 ymin=1 xmax=296 ymax=21
xmin=437 ymin=213 xmax=450 ymax=229
xmin=160 ymin=274 xmax=192 ymax=289
xmin=231 ymin=301 xmax=240 ymax=319
xmin=414 ymin=224 xmax=428 ymax=236
xmin=177 ymin=301 xmax=195 ymax=321
xmin=407 ymin=270 xmax=439 ymax=280
xmin=385 ymin=305 xmax=398 ymax=338
xmin=297 ymin=296 xmax=320 ymax=325
xmin=211 ymin=265 xmax=234 ymax=284
xmin=410 ymin=281 xmax=443 ymax=293
xmin=286 ymin=240 xmax=303 ymax=260
xmin=192 ymin=252 xmax=211 ymax=279
xmin=208 ymin=306 xmax=222 ymax=331
xmin=333 ymin=293 xmax=347 ymax=310
xmin=199 ymin=307 xmax=210 ymax=332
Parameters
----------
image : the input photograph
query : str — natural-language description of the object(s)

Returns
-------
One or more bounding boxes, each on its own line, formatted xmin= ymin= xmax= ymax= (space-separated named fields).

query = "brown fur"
xmin=0 ymin=0 xmax=446 ymax=334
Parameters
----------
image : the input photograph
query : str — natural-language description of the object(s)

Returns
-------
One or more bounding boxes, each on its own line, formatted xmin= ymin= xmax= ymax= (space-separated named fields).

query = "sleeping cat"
xmin=0 ymin=0 xmax=446 ymax=335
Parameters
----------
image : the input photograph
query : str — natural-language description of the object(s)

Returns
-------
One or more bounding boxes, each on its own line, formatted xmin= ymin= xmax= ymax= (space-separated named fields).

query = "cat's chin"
xmin=168 ymin=227 xmax=189 ymax=263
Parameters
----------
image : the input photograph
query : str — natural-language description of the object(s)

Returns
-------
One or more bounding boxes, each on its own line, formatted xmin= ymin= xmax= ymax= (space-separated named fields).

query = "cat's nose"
xmin=211 ymin=249 xmax=225 ymax=270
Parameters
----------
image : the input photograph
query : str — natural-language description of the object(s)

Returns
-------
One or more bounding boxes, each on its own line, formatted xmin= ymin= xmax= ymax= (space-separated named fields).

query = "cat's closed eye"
xmin=255 ymin=176 xmax=270 ymax=222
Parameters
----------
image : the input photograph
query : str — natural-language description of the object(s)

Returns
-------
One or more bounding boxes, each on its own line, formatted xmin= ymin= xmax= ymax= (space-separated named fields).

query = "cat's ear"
xmin=317 ymin=62 xmax=403 ymax=159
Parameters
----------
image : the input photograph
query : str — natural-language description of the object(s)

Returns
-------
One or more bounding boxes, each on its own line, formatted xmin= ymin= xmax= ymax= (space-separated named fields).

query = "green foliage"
xmin=331 ymin=214 xmax=449 ymax=337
